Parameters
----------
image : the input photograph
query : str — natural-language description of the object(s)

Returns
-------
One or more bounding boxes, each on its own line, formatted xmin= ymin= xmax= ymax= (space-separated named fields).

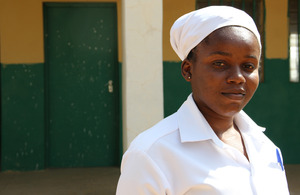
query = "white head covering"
xmin=170 ymin=6 xmax=261 ymax=61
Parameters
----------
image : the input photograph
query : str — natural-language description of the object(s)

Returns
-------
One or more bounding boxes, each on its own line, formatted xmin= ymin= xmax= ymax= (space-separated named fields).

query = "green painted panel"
xmin=1 ymin=63 xmax=45 ymax=171
xmin=163 ymin=59 xmax=300 ymax=163
xmin=163 ymin=62 xmax=191 ymax=117
xmin=44 ymin=3 xmax=120 ymax=167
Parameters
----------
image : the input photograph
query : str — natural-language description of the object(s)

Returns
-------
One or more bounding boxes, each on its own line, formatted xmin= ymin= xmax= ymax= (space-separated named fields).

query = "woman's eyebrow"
xmin=208 ymin=51 xmax=232 ymax=56
xmin=245 ymin=55 xmax=258 ymax=60
xmin=209 ymin=51 xmax=258 ymax=60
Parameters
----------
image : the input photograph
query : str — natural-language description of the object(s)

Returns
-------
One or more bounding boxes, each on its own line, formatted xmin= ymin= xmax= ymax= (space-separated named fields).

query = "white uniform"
xmin=116 ymin=94 xmax=289 ymax=195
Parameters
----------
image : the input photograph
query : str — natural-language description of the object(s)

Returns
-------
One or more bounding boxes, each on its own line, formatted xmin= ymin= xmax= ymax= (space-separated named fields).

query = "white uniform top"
xmin=116 ymin=94 xmax=290 ymax=195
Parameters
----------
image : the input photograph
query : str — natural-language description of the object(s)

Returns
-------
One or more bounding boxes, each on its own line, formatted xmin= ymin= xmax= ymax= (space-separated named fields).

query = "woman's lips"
xmin=221 ymin=89 xmax=246 ymax=100
xmin=222 ymin=92 xmax=245 ymax=100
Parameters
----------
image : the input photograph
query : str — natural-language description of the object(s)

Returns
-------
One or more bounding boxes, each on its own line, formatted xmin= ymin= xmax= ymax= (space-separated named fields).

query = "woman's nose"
xmin=226 ymin=66 xmax=246 ymax=84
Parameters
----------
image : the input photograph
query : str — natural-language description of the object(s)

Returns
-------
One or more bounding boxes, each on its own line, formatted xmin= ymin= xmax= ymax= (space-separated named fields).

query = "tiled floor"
xmin=0 ymin=165 xmax=298 ymax=195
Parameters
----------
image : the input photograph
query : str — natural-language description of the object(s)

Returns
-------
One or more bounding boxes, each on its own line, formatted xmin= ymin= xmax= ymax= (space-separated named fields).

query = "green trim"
xmin=252 ymin=0 xmax=257 ymax=22
xmin=163 ymin=61 xmax=191 ymax=117
xmin=0 ymin=34 xmax=1 ymax=171
xmin=118 ymin=62 xmax=123 ymax=164
xmin=1 ymin=63 xmax=45 ymax=171
xmin=43 ymin=4 xmax=50 ymax=168
xmin=1 ymin=60 xmax=122 ymax=170
xmin=242 ymin=0 xmax=245 ymax=10
xmin=43 ymin=2 xmax=116 ymax=8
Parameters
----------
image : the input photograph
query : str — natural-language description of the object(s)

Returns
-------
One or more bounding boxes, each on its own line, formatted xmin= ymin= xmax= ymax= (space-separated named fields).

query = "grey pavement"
xmin=0 ymin=165 xmax=299 ymax=195
xmin=0 ymin=167 xmax=120 ymax=195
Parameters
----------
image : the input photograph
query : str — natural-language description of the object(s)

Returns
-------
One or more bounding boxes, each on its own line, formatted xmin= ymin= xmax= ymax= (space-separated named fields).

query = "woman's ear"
xmin=181 ymin=59 xmax=192 ymax=82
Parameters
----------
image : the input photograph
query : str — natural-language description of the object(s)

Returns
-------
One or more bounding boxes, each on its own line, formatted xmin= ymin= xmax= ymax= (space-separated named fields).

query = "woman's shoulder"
xmin=127 ymin=112 xmax=179 ymax=153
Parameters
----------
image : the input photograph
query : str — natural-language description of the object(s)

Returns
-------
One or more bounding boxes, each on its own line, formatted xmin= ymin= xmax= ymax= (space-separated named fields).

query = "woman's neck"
xmin=203 ymin=112 xmax=249 ymax=160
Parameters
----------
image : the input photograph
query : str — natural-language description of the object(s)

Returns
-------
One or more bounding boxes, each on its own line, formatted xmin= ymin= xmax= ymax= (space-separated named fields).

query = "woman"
xmin=116 ymin=6 xmax=289 ymax=195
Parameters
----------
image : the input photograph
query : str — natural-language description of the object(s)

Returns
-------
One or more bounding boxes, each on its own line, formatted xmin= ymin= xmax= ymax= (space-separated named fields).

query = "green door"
xmin=44 ymin=3 xmax=120 ymax=167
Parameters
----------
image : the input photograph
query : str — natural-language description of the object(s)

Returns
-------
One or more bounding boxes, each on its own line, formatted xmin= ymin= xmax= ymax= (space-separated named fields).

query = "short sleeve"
xmin=116 ymin=150 xmax=171 ymax=195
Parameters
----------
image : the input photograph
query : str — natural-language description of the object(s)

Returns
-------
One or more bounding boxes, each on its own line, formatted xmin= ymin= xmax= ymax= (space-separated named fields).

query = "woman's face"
xmin=183 ymin=26 xmax=260 ymax=118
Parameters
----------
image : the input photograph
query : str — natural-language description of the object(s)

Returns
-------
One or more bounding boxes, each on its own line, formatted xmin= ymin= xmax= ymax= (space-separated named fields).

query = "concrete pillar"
xmin=121 ymin=0 xmax=164 ymax=150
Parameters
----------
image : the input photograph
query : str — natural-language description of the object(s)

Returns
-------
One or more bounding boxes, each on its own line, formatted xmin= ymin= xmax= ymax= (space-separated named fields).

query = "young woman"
xmin=116 ymin=6 xmax=289 ymax=195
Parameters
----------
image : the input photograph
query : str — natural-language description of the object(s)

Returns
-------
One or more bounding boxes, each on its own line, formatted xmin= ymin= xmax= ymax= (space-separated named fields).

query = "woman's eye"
xmin=243 ymin=63 xmax=256 ymax=71
xmin=212 ymin=61 xmax=226 ymax=67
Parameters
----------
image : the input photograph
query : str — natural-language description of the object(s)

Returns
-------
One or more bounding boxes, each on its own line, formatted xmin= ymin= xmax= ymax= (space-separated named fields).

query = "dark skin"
xmin=181 ymin=26 xmax=261 ymax=159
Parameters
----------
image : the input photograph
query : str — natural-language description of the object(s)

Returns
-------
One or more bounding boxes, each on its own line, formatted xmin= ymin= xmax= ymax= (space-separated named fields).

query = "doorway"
xmin=44 ymin=3 xmax=120 ymax=168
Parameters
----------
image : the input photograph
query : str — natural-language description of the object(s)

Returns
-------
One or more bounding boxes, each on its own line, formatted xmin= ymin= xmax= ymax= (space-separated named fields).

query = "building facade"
xmin=0 ymin=0 xmax=298 ymax=171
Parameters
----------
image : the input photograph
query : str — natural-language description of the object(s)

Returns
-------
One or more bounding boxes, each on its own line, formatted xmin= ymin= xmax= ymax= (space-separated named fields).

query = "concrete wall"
xmin=121 ymin=0 xmax=163 ymax=149
xmin=265 ymin=0 xmax=288 ymax=59
xmin=0 ymin=0 xmax=123 ymax=64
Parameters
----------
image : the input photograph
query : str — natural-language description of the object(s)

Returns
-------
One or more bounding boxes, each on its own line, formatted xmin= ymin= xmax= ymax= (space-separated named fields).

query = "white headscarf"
xmin=170 ymin=6 xmax=261 ymax=61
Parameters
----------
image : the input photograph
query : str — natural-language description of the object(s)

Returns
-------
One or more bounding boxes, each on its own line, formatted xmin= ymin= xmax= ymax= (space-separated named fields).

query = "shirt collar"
xmin=234 ymin=110 xmax=266 ymax=143
xmin=177 ymin=94 xmax=266 ymax=144
xmin=178 ymin=94 xmax=215 ymax=143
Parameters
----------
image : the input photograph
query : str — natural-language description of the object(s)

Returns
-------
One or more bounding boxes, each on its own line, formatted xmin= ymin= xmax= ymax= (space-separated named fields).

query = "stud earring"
xmin=188 ymin=76 xmax=191 ymax=80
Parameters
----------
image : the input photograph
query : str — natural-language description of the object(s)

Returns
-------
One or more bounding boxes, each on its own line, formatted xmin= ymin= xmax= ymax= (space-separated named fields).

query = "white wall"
xmin=122 ymin=0 xmax=164 ymax=150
